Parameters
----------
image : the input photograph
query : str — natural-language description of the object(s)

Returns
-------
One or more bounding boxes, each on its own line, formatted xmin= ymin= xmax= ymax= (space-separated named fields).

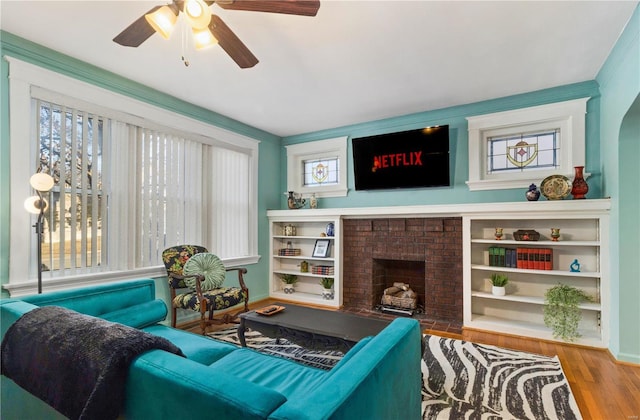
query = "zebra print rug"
xmin=207 ymin=328 xmax=581 ymax=419
xmin=422 ymin=334 xmax=582 ymax=420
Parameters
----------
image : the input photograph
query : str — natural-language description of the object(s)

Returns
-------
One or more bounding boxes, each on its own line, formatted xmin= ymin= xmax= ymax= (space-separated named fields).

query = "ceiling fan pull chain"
xmin=181 ymin=19 xmax=190 ymax=67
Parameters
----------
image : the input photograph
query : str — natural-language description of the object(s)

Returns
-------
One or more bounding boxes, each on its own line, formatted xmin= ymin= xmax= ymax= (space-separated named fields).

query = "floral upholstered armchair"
xmin=162 ymin=245 xmax=249 ymax=334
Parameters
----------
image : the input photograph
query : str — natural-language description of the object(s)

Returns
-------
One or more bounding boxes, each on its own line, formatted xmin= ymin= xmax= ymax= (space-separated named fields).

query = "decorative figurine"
xmin=300 ymin=260 xmax=309 ymax=273
xmin=570 ymin=259 xmax=581 ymax=272
xmin=286 ymin=191 xmax=306 ymax=209
xmin=551 ymin=228 xmax=561 ymax=242
xmin=283 ymin=224 xmax=296 ymax=236
xmin=326 ymin=222 xmax=335 ymax=237
xmin=526 ymin=183 xmax=541 ymax=201
xmin=309 ymin=193 xmax=318 ymax=209
xmin=495 ymin=227 xmax=504 ymax=240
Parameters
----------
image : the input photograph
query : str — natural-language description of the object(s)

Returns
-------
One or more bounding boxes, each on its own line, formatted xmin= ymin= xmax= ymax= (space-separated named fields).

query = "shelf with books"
xmin=463 ymin=204 xmax=609 ymax=348
xmin=268 ymin=213 xmax=341 ymax=307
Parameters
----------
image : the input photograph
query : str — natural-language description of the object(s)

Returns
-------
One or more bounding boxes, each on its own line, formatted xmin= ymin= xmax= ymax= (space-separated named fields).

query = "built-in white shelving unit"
xmin=267 ymin=199 xmax=610 ymax=348
xmin=267 ymin=212 xmax=342 ymax=307
xmin=463 ymin=199 xmax=610 ymax=348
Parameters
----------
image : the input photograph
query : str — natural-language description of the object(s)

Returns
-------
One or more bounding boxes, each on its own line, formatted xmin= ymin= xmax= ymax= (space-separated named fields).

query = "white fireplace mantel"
xmin=267 ymin=198 xmax=611 ymax=219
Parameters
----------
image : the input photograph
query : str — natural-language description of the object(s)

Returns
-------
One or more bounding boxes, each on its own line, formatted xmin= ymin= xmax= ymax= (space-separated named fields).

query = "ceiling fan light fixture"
xmin=193 ymin=28 xmax=218 ymax=50
xmin=145 ymin=5 xmax=178 ymax=39
xmin=183 ymin=0 xmax=212 ymax=30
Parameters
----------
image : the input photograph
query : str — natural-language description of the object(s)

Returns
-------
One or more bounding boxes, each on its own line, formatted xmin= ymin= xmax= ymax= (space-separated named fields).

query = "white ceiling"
xmin=1 ymin=1 xmax=637 ymax=137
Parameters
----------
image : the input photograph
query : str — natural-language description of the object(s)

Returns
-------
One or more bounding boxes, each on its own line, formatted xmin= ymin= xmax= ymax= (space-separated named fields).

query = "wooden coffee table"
xmin=238 ymin=303 xmax=390 ymax=353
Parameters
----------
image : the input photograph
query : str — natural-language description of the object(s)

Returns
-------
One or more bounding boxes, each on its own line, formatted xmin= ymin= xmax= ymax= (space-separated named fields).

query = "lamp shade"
xmin=30 ymin=173 xmax=55 ymax=192
xmin=183 ymin=0 xmax=211 ymax=30
xmin=24 ymin=196 xmax=48 ymax=214
xmin=145 ymin=5 xmax=178 ymax=39
xmin=193 ymin=28 xmax=218 ymax=50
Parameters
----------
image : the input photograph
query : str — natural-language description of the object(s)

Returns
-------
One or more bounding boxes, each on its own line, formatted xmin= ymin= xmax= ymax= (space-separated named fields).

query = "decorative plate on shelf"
xmin=540 ymin=175 xmax=572 ymax=200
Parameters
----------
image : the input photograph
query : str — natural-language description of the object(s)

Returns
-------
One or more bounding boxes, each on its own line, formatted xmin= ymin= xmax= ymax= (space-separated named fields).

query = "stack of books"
xmin=488 ymin=246 xmax=553 ymax=270
xmin=278 ymin=248 xmax=301 ymax=256
xmin=312 ymin=265 xmax=334 ymax=275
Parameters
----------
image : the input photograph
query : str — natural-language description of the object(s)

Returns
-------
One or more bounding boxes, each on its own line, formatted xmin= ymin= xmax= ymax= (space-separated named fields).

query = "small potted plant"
xmin=281 ymin=274 xmax=298 ymax=294
xmin=490 ymin=273 xmax=509 ymax=296
xmin=543 ymin=283 xmax=593 ymax=342
xmin=320 ymin=277 xmax=334 ymax=300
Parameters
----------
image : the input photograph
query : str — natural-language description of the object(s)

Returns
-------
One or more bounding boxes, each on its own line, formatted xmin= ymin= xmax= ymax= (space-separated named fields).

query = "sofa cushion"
xmin=100 ymin=299 xmax=167 ymax=328
xmin=128 ymin=350 xmax=287 ymax=420
xmin=211 ymin=348 xmax=328 ymax=398
xmin=143 ymin=325 xmax=237 ymax=365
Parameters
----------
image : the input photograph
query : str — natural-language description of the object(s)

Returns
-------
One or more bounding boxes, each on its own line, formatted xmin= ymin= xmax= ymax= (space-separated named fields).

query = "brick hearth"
xmin=342 ymin=217 xmax=463 ymax=330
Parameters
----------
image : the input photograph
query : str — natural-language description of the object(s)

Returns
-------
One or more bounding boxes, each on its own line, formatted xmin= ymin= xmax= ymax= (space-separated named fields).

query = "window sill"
xmin=3 ymin=255 xmax=261 ymax=297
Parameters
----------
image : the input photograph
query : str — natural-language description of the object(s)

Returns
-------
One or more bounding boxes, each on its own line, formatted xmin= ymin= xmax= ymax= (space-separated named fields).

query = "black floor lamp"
xmin=24 ymin=172 xmax=55 ymax=294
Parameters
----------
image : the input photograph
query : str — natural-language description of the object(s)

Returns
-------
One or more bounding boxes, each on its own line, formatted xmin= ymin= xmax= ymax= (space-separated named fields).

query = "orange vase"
xmin=571 ymin=166 xmax=589 ymax=199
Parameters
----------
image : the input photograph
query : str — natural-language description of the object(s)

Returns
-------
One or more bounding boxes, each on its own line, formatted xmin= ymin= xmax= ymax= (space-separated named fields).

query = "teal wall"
xmin=0 ymin=31 xmax=281 ymax=302
xmin=596 ymin=4 xmax=640 ymax=364
xmin=282 ymin=83 xmax=602 ymax=209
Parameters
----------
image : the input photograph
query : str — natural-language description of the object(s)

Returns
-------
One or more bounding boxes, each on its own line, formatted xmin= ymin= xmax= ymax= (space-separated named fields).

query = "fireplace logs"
xmin=381 ymin=282 xmax=417 ymax=313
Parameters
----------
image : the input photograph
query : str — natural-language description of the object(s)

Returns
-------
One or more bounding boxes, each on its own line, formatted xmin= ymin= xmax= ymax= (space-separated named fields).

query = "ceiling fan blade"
xmin=209 ymin=15 xmax=259 ymax=68
xmin=216 ymin=0 xmax=320 ymax=17
xmin=113 ymin=6 xmax=162 ymax=47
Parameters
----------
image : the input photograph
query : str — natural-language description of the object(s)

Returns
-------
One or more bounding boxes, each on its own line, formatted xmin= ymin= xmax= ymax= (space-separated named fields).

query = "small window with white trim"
xmin=466 ymin=98 xmax=589 ymax=191
xmin=286 ymin=137 xmax=347 ymax=197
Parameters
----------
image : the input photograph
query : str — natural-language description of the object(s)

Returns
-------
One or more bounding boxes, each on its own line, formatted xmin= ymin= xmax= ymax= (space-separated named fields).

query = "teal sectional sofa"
xmin=1 ymin=279 xmax=422 ymax=419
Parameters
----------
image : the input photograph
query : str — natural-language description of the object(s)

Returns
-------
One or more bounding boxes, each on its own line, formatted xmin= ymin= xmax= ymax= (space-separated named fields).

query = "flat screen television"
xmin=352 ymin=125 xmax=450 ymax=191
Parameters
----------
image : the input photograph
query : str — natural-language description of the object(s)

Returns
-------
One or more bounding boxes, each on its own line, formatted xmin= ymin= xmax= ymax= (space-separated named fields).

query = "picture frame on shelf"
xmin=312 ymin=239 xmax=331 ymax=258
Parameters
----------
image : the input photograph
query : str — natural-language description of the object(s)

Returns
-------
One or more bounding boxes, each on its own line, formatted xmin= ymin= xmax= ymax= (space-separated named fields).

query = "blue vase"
xmin=325 ymin=222 xmax=335 ymax=237
xmin=526 ymin=184 xmax=540 ymax=201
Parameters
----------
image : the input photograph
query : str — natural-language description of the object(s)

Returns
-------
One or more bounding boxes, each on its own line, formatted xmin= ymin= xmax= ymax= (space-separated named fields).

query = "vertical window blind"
xmin=36 ymin=100 xmax=109 ymax=275
xmin=34 ymin=98 xmax=253 ymax=278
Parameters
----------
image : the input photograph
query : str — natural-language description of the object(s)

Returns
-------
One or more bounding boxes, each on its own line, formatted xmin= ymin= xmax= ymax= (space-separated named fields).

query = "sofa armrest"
xmin=268 ymin=318 xmax=422 ymax=420
xmin=1 ymin=301 xmax=39 ymax=338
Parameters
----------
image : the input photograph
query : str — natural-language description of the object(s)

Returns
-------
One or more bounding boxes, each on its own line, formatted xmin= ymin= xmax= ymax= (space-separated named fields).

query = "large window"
xmin=6 ymin=57 xmax=259 ymax=295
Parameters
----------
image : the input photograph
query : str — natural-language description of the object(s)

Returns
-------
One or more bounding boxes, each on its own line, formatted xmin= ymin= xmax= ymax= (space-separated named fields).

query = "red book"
xmin=526 ymin=248 xmax=533 ymax=269
xmin=544 ymin=248 xmax=553 ymax=270
xmin=533 ymin=248 xmax=541 ymax=270
xmin=516 ymin=248 xmax=525 ymax=269
xmin=536 ymin=248 xmax=544 ymax=270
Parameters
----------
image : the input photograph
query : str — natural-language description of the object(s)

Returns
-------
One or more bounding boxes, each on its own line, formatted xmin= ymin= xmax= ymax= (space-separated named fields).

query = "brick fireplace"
xmin=342 ymin=217 xmax=463 ymax=324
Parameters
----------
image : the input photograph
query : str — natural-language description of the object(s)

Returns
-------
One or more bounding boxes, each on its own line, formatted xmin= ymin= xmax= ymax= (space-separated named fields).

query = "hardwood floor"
xmin=193 ymin=300 xmax=640 ymax=420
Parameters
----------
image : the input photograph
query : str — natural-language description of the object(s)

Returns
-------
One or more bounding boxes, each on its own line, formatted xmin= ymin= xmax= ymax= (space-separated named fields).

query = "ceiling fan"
xmin=113 ymin=0 xmax=320 ymax=68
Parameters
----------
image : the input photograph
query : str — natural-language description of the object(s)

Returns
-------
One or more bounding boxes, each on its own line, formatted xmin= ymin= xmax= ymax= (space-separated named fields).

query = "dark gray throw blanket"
xmin=1 ymin=306 xmax=184 ymax=420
